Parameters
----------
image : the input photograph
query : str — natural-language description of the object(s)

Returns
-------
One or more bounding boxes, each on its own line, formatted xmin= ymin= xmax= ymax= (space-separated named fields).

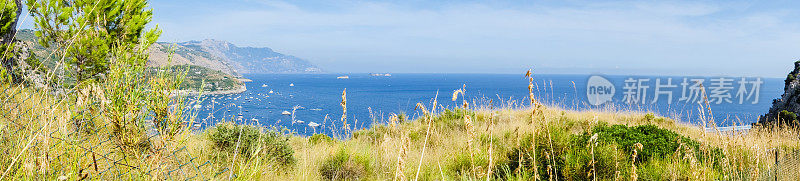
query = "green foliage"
xmin=582 ymin=124 xmax=696 ymax=163
xmin=429 ymin=108 xmax=475 ymax=131
xmin=644 ymin=113 xmax=655 ymax=121
xmin=447 ymin=150 xmax=489 ymax=177
xmin=396 ymin=112 xmax=407 ymax=123
xmin=496 ymin=122 xmax=727 ymax=180
xmin=164 ymin=65 xmax=242 ymax=91
xmin=319 ymin=146 xmax=372 ymax=180
xmin=496 ymin=125 xmax=574 ymax=180
xmin=206 ymin=122 xmax=296 ymax=168
xmin=433 ymin=108 xmax=475 ymax=122
xmin=0 ymin=0 xmax=17 ymax=36
xmin=560 ymin=142 xmax=627 ymax=180
xmin=27 ymin=0 xmax=160 ymax=83
xmin=309 ymin=133 xmax=333 ymax=145
xmin=779 ymin=110 xmax=797 ymax=123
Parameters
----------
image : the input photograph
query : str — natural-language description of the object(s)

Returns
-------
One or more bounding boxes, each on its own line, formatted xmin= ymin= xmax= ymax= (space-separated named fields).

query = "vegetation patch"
xmin=309 ymin=133 xmax=334 ymax=145
xmin=319 ymin=146 xmax=372 ymax=180
xmin=206 ymin=122 xmax=295 ymax=168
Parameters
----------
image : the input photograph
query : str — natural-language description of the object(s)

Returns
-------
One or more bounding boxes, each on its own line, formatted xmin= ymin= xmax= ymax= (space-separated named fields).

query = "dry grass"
xmin=2 ymin=80 xmax=800 ymax=180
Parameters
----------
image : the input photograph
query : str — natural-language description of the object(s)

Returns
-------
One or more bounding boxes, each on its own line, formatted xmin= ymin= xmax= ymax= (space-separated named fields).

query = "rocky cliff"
xmin=758 ymin=61 xmax=800 ymax=126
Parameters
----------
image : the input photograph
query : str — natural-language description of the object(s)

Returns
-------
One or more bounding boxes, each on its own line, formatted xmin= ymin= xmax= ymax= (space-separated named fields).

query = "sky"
xmin=20 ymin=0 xmax=800 ymax=77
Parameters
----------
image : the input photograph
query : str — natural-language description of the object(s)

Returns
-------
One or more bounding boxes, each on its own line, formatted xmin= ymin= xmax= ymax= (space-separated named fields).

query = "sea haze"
xmin=192 ymin=74 xmax=782 ymax=136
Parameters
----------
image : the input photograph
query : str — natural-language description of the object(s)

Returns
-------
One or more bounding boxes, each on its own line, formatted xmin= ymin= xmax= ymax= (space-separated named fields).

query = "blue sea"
xmin=192 ymin=74 xmax=783 ymax=136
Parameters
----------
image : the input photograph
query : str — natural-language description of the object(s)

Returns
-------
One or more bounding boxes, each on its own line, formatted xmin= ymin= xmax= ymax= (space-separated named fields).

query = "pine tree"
xmin=26 ymin=0 xmax=160 ymax=84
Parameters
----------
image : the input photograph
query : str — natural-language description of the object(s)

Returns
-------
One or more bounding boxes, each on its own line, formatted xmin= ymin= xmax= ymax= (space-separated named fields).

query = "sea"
xmin=191 ymin=74 xmax=783 ymax=136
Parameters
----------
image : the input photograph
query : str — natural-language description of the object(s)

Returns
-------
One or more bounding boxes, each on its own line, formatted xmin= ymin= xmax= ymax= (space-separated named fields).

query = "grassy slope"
xmin=183 ymin=104 xmax=800 ymax=180
xmin=2 ymin=83 xmax=799 ymax=180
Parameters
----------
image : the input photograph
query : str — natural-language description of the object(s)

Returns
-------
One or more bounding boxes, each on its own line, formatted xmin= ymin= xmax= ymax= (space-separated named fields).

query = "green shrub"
xmin=578 ymin=124 xmax=725 ymax=168
xmin=779 ymin=110 xmax=797 ymax=122
xmin=497 ymin=123 xmax=725 ymax=180
xmin=309 ymin=133 xmax=333 ymax=145
xmin=206 ymin=122 xmax=295 ymax=167
xmin=644 ymin=113 xmax=655 ymax=121
xmin=433 ymin=108 xmax=475 ymax=122
xmin=582 ymin=124 xmax=695 ymax=163
xmin=396 ymin=112 xmax=407 ymax=123
xmin=319 ymin=147 xmax=372 ymax=180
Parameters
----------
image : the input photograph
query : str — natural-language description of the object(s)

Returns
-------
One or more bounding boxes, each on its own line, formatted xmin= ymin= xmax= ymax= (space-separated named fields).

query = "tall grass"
xmin=2 ymin=12 xmax=799 ymax=179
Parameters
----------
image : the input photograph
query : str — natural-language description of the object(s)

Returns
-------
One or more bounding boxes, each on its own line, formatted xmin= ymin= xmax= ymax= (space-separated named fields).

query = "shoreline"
xmin=175 ymin=84 xmax=247 ymax=96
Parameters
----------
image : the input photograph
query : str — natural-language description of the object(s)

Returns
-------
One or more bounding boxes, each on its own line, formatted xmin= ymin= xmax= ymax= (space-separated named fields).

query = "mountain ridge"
xmin=150 ymin=39 xmax=322 ymax=76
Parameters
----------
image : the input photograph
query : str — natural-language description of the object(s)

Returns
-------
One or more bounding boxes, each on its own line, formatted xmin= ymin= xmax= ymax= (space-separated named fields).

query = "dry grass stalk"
xmin=341 ymin=88 xmax=348 ymax=135
xmin=526 ymin=69 xmax=541 ymax=180
xmin=589 ymin=133 xmax=599 ymax=181
xmin=414 ymin=91 xmax=438 ymax=181
xmin=486 ymin=110 xmax=495 ymax=181
xmin=631 ymin=143 xmax=644 ymax=181
xmin=394 ymin=134 xmax=408 ymax=181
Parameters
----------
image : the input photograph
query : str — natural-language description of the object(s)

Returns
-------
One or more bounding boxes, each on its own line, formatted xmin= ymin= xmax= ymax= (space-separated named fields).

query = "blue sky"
xmin=21 ymin=0 xmax=800 ymax=77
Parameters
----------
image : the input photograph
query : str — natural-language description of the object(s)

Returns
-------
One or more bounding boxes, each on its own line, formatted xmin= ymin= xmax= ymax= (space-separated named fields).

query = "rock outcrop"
xmin=758 ymin=61 xmax=800 ymax=127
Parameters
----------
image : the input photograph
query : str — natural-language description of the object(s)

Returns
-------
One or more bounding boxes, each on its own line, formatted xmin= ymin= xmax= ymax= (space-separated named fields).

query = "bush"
xmin=579 ymin=124 xmax=724 ymax=167
xmin=309 ymin=133 xmax=333 ymax=145
xmin=433 ymin=108 xmax=475 ymax=122
xmin=644 ymin=113 xmax=655 ymax=121
xmin=779 ymin=110 xmax=797 ymax=123
xmin=497 ymin=123 xmax=725 ymax=180
xmin=319 ymin=147 xmax=372 ymax=180
xmin=206 ymin=122 xmax=295 ymax=167
xmin=580 ymin=124 xmax=696 ymax=163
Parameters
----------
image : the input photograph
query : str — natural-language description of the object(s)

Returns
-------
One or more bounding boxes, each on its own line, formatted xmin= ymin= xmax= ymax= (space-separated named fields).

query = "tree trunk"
xmin=1 ymin=0 xmax=21 ymax=44
xmin=1 ymin=0 xmax=22 ymax=82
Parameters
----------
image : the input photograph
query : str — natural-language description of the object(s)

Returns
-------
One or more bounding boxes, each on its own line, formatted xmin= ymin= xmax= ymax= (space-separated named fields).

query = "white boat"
xmin=281 ymin=111 xmax=291 ymax=115
xmin=295 ymin=120 xmax=305 ymax=124
xmin=337 ymin=75 xmax=349 ymax=79
xmin=308 ymin=122 xmax=320 ymax=127
xmin=261 ymin=84 xmax=268 ymax=87
xmin=269 ymin=90 xmax=274 ymax=94
xmin=289 ymin=83 xmax=294 ymax=87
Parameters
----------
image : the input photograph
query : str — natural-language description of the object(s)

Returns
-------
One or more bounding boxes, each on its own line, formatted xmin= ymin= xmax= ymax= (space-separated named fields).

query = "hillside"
xmin=3 ymin=81 xmax=799 ymax=179
xmin=14 ymin=30 xmax=324 ymax=92
xmin=149 ymin=39 xmax=323 ymax=75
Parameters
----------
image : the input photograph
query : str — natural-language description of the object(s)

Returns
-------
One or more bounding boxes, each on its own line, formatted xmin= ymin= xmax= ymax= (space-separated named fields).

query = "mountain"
xmin=759 ymin=61 xmax=800 ymax=127
xmin=14 ymin=30 xmax=320 ymax=92
xmin=149 ymin=39 xmax=322 ymax=75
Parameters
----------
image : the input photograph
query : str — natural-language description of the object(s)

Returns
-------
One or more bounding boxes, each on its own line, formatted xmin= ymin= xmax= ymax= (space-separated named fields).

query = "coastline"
xmin=175 ymin=84 xmax=247 ymax=96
